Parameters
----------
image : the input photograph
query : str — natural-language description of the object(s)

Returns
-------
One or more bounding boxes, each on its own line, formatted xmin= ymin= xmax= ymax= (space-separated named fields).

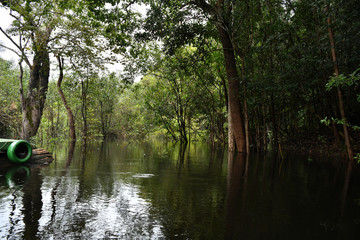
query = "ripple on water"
xmin=131 ymin=174 xmax=156 ymax=179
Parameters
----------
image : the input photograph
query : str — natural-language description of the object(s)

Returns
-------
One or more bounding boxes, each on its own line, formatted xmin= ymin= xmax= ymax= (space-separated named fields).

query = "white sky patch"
xmin=0 ymin=6 xmax=128 ymax=80
xmin=0 ymin=7 xmax=20 ymax=62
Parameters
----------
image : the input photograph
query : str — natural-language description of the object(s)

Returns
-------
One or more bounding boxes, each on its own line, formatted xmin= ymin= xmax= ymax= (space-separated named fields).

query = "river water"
xmin=0 ymin=141 xmax=359 ymax=239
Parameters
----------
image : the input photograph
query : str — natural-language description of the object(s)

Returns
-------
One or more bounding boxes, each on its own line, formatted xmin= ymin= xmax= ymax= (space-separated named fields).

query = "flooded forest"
xmin=0 ymin=0 xmax=360 ymax=239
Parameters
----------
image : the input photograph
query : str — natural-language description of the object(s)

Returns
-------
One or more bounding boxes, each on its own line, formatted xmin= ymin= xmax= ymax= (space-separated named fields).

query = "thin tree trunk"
xmin=210 ymin=113 xmax=215 ymax=146
xmin=161 ymin=116 xmax=178 ymax=141
xmin=99 ymin=101 xmax=107 ymax=140
xmin=81 ymin=79 xmax=88 ymax=141
xmin=327 ymin=14 xmax=354 ymax=161
xmin=262 ymin=104 xmax=267 ymax=151
xmin=256 ymin=120 xmax=261 ymax=152
xmin=314 ymin=5 xmax=342 ymax=145
xmin=18 ymin=59 xmax=24 ymax=115
xmin=270 ymin=94 xmax=278 ymax=149
xmin=188 ymin=116 xmax=191 ymax=143
xmin=57 ymin=56 xmax=76 ymax=142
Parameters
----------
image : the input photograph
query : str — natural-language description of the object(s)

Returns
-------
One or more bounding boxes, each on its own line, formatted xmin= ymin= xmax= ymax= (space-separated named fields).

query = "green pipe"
xmin=0 ymin=139 xmax=32 ymax=164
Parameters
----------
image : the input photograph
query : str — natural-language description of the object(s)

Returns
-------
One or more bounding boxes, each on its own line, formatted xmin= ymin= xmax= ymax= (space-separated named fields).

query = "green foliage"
xmin=354 ymin=153 xmax=360 ymax=164
xmin=131 ymin=43 xmax=228 ymax=143
xmin=326 ymin=68 xmax=360 ymax=90
xmin=323 ymin=67 xmax=360 ymax=133
xmin=355 ymin=153 xmax=360 ymax=164
xmin=0 ymin=58 xmax=28 ymax=137
xmin=321 ymin=117 xmax=360 ymax=131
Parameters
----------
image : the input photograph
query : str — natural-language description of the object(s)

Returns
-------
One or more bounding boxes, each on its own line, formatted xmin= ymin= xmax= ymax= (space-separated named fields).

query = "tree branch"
xmin=189 ymin=0 xmax=216 ymax=15
xmin=0 ymin=27 xmax=32 ymax=66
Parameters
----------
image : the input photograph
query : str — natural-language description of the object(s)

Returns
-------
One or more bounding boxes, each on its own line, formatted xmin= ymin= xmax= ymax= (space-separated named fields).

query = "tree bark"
xmin=193 ymin=0 xmax=246 ymax=152
xmin=217 ymin=24 xmax=246 ymax=152
xmin=241 ymin=56 xmax=250 ymax=153
xmin=228 ymin=100 xmax=236 ymax=151
xmin=327 ymin=14 xmax=354 ymax=161
xmin=57 ymin=56 xmax=76 ymax=142
xmin=21 ymin=46 xmax=50 ymax=141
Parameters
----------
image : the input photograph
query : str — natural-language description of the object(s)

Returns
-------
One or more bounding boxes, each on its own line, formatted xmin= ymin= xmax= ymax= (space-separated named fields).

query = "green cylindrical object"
xmin=7 ymin=140 xmax=32 ymax=163
xmin=0 ymin=139 xmax=32 ymax=163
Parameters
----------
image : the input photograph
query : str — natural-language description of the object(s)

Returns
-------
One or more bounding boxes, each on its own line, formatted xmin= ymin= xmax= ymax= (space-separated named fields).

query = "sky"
xmin=0 ymin=7 xmax=19 ymax=62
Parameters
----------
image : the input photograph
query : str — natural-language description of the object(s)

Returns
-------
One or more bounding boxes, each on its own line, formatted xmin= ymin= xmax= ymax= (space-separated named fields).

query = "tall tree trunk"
xmin=217 ymin=25 xmax=246 ymax=152
xmin=192 ymin=0 xmax=246 ymax=152
xmin=21 ymin=47 xmax=50 ymax=141
xmin=327 ymin=14 xmax=354 ymax=161
xmin=241 ymin=56 xmax=250 ymax=153
xmin=57 ymin=56 xmax=76 ymax=142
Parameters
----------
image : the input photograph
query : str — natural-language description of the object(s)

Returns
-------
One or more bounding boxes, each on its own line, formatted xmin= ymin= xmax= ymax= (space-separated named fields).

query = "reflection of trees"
xmin=35 ymin=141 xmax=165 ymax=238
xmin=65 ymin=141 xmax=76 ymax=168
xmin=2 ymin=165 xmax=30 ymax=237
xmin=340 ymin=160 xmax=354 ymax=216
xmin=177 ymin=143 xmax=187 ymax=174
xmin=22 ymin=167 xmax=43 ymax=240
xmin=225 ymin=152 xmax=246 ymax=239
xmin=5 ymin=142 xmax=359 ymax=239
xmin=209 ymin=146 xmax=225 ymax=175
xmin=134 ymin=142 xmax=227 ymax=239
xmin=49 ymin=140 xmax=76 ymax=224
xmin=77 ymin=141 xmax=88 ymax=201
xmin=96 ymin=142 xmax=115 ymax=197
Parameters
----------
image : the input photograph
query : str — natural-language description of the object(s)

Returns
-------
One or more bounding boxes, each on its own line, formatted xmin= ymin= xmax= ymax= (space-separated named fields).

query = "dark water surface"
xmin=1 ymin=141 xmax=360 ymax=239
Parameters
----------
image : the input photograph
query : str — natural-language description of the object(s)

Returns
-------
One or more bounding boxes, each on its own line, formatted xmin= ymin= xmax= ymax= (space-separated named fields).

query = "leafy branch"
xmin=321 ymin=117 xmax=360 ymax=131
xmin=326 ymin=67 xmax=360 ymax=90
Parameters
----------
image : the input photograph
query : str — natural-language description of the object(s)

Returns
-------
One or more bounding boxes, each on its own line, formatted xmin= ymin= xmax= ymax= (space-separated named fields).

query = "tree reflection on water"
xmin=0 ymin=141 xmax=359 ymax=239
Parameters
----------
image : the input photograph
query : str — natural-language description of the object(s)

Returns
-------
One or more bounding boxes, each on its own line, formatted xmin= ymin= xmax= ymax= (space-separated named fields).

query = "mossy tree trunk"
xmin=20 ymin=44 xmax=50 ymax=141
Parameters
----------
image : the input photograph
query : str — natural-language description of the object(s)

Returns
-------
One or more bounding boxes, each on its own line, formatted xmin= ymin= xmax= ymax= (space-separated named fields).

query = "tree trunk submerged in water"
xmin=190 ymin=0 xmax=247 ymax=152
xmin=217 ymin=24 xmax=246 ymax=153
xmin=20 ymin=47 xmax=50 ymax=141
